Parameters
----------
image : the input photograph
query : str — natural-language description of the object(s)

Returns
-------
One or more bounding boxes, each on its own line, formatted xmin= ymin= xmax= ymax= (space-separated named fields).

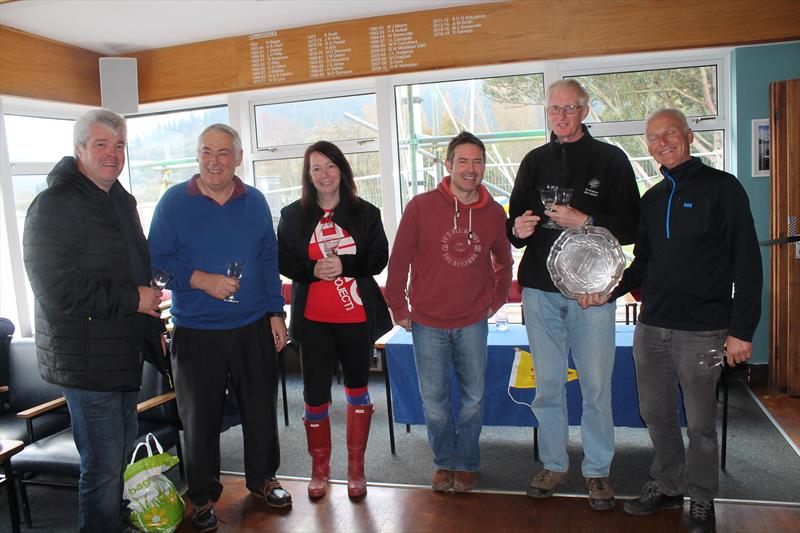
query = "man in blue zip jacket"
xmin=580 ymin=108 xmax=762 ymax=533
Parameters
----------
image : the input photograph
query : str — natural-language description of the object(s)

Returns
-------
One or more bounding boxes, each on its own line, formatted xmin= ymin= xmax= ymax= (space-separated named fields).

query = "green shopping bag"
xmin=123 ymin=433 xmax=184 ymax=532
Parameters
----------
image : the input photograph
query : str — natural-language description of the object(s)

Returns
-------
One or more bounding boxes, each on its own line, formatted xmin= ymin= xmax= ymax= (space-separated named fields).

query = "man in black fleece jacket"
xmin=580 ymin=108 xmax=762 ymax=533
xmin=508 ymin=79 xmax=640 ymax=511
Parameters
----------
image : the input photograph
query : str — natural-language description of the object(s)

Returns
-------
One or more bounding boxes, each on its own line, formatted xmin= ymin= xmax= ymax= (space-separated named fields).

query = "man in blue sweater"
xmin=149 ymin=124 xmax=291 ymax=531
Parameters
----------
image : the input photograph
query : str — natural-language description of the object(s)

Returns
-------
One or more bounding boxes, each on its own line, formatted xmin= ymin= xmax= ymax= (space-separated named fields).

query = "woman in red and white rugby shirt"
xmin=277 ymin=141 xmax=392 ymax=500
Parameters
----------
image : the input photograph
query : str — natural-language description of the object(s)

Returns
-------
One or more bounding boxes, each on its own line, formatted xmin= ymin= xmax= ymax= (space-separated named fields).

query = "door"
xmin=769 ymin=79 xmax=800 ymax=396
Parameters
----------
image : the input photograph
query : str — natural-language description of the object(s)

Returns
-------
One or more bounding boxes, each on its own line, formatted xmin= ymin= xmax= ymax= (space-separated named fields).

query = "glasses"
xmin=546 ymin=104 xmax=584 ymax=115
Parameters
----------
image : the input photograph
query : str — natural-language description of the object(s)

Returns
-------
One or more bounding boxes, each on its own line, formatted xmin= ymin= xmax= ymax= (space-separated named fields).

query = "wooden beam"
xmin=0 ymin=25 xmax=101 ymax=105
xmin=129 ymin=0 xmax=800 ymax=103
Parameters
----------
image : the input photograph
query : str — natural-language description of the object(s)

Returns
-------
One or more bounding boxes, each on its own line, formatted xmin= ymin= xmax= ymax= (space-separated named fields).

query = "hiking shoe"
xmin=688 ymin=500 xmax=716 ymax=533
xmin=527 ymin=469 xmax=568 ymax=498
xmin=623 ymin=480 xmax=684 ymax=516
xmin=453 ymin=471 xmax=477 ymax=492
xmin=585 ymin=477 xmax=615 ymax=511
xmin=251 ymin=477 xmax=293 ymax=508
xmin=431 ymin=469 xmax=454 ymax=491
xmin=191 ymin=501 xmax=217 ymax=532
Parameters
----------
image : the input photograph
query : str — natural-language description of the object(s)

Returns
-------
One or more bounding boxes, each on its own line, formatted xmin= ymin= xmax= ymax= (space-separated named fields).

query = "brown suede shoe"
xmin=431 ymin=469 xmax=454 ymax=491
xmin=453 ymin=471 xmax=477 ymax=492
xmin=585 ymin=477 xmax=615 ymax=511
xmin=527 ymin=468 xmax=568 ymax=499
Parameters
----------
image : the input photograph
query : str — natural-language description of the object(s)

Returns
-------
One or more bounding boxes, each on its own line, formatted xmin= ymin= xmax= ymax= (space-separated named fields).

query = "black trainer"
xmin=191 ymin=501 xmax=217 ymax=532
xmin=623 ymin=480 xmax=684 ymax=516
xmin=688 ymin=500 xmax=716 ymax=533
xmin=252 ymin=477 xmax=293 ymax=508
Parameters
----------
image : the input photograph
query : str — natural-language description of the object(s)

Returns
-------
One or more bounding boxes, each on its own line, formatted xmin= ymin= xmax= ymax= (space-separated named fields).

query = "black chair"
xmin=0 ymin=338 xmax=70 ymax=444
xmin=10 ymin=360 xmax=183 ymax=527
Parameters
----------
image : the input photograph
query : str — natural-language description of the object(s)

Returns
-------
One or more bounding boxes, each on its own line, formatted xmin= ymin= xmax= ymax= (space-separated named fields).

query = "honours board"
xmin=243 ymin=11 xmax=493 ymax=88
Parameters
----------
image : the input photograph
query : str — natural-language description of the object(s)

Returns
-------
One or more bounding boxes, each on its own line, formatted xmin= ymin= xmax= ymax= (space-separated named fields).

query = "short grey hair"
xmin=646 ymin=108 xmax=691 ymax=132
xmin=73 ymin=109 xmax=126 ymax=155
xmin=546 ymin=79 xmax=590 ymax=107
xmin=197 ymin=123 xmax=242 ymax=155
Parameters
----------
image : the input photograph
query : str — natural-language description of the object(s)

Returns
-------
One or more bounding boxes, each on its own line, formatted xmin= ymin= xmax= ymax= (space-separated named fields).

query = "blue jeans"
xmin=633 ymin=323 xmax=726 ymax=500
xmin=411 ymin=320 xmax=488 ymax=472
xmin=522 ymin=288 xmax=616 ymax=477
xmin=62 ymin=386 xmax=139 ymax=533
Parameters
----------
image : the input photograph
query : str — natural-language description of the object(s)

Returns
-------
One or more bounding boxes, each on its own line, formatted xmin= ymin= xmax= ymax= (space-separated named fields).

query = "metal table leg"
xmin=381 ymin=348 xmax=397 ymax=455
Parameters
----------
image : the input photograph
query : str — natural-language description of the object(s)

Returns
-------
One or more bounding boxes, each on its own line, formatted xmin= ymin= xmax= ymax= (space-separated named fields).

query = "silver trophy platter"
xmin=546 ymin=225 xmax=626 ymax=300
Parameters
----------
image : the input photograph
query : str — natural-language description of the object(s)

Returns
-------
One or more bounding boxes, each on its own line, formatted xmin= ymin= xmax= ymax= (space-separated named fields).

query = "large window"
xmin=126 ymin=106 xmax=229 ymax=233
xmin=394 ymin=74 xmax=546 ymax=207
xmin=564 ymin=63 xmax=726 ymax=192
xmin=251 ymin=93 xmax=380 ymax=227
xmin=254 ymin=94 xmax=377 ymax=149
xmin=2 ymin=114 xmax=76 ymax=331
xmin=571 ymin=65 xmax=718 ymax=124
xmin=4 ymin=115 xmax=75 ymax=217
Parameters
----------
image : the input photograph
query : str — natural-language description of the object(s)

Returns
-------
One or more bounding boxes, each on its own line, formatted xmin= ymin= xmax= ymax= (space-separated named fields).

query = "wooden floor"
xmin=749 ymin=383 xmax=800 ymax=448
xmin=176 ymin=477 xmax=800 ymax=533
xmin=176 ymin=384 xmax=800 ymax=532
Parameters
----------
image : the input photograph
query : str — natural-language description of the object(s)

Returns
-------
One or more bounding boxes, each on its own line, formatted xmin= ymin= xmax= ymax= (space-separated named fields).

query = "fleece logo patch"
xmin=441 ymin=227 xmax=482 ymax=268
xmin=584 ymin=178 xmax=600 ymax=197
xmin=683 ymin=202 xmax=693 ymax=208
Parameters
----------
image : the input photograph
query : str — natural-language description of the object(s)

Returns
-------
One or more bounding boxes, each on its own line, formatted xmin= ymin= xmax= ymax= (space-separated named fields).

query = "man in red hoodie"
xmin=385 ymin=131 xmax=513 ymax=493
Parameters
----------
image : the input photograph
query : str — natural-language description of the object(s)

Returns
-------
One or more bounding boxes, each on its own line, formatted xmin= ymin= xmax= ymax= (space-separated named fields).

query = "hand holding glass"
xmin=224 ymin=260 xmax=245 ymax=304
xmin=542 ymin=186 xmax=572 ymax=229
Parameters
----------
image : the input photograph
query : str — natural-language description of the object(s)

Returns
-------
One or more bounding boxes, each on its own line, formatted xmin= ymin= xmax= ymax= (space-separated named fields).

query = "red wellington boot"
xmin=304 ymin=416 xmax=331 ymax=498
xmin=346 ymin=403 xmax=373 ymax=498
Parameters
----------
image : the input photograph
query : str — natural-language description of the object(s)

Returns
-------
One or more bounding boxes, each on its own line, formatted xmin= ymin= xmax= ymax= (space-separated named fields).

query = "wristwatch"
xmin=267 ymin=311 xmax=287 ymax=319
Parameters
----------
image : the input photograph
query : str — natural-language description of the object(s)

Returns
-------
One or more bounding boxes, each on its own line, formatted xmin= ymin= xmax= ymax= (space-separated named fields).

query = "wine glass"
xmin=322 ymin=239 xmax=340 ymax=257
xmin=698 ymin=348 xmax=726 ymax=370
xmin=547 ymin=187 xmax=574 ymax=230
xmin=224 ymin=260 xmax=245 ymax=303
xmin=151 ymin=269 xmax=172 ymax=289
xmin=539 ymin=185 xmax=558 ymax=229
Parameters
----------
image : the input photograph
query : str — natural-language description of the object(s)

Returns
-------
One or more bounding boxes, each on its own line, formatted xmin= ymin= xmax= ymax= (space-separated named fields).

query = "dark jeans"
xmin=633 ymin=323 xmax=726 ymax=501
xmin=61 ymin=386 xmax=139 ymax=533
xmin=299 ymin=319 xmax=371 ymax=406
xmin=171 ymin=314 xmax=280 ymax=505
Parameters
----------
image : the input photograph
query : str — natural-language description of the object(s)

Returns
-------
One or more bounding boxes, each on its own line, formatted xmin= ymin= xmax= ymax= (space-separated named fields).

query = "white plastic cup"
xmin=495 ymin=305 xmax=508 ymax=331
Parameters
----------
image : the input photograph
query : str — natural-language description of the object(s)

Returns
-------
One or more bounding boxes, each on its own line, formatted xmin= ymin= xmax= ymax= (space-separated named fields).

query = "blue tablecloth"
xmin=385 ymin=323 xmax=660 ymax=428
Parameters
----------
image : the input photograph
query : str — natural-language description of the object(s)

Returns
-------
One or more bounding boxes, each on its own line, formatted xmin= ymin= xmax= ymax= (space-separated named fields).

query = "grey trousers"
xmin=632 ymin=323 xmax=726 ymax=501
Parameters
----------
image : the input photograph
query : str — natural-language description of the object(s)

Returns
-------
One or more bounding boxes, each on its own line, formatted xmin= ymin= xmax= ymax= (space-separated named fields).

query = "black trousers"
xmin=171 ymin=314 xmax=279 ymax=505
xmin=300 ymin=319 xmax=371 ymax=406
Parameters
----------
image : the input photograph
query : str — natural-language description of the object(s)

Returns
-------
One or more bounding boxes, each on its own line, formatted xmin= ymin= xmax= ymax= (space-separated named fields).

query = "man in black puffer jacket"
xmin=23 ymin=109 xmax=163 ymax=533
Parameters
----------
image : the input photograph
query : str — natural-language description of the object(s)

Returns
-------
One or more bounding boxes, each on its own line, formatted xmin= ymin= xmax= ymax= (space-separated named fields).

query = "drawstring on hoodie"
xmin=452 ymin=197 xmax=474 ymax=244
